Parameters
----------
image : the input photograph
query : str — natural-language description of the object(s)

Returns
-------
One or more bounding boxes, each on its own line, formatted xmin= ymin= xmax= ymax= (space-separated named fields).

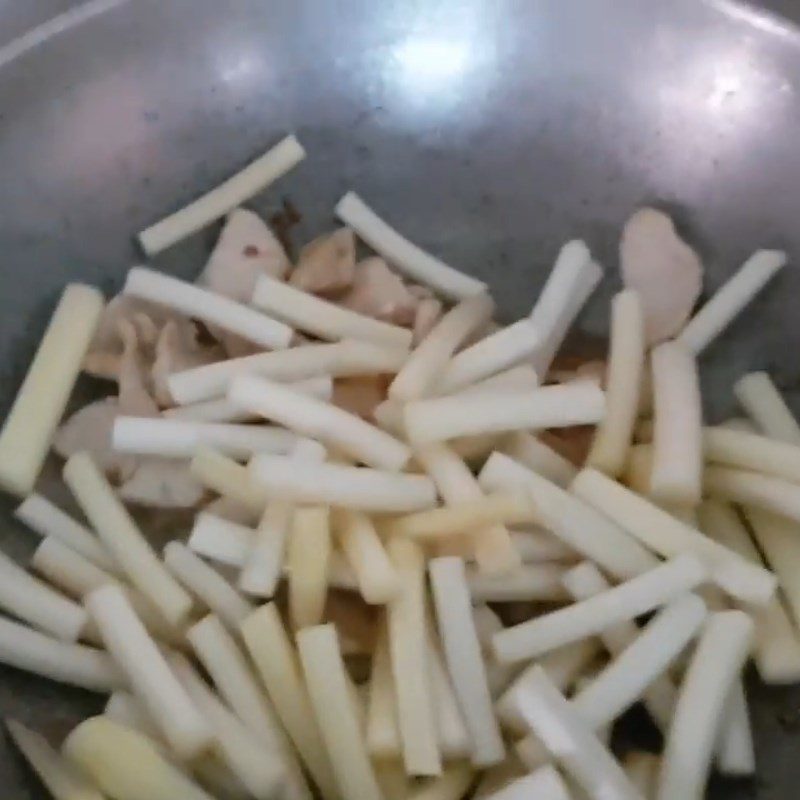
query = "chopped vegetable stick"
xmin=105 ymin=690 xmax=162 ymax=740
xmin=528 ymin=240 xmax=602 ymax=377
xmin=239 ymin=500 xmax=293 ymax=597
xmin=657 ymin=611 xmax=754 ymax=800
xmin=390 ymin=293 xmax=494 ymax=401
xmin=572 ymin=468 xmax=776 ymax=605
xmin=188 ymin=512 xmax=254 ymax=566
xmin=335 ymin=191 xmax=486 ymax=301
xmin=496 ymin=639 xmax=602 ymax=733
xmin=7 ymin=718 xmax=105 ymax=800
xmin=705 ymin=466 xmax=800 ymax=522
xmin=0 ymin=285 xmax=103 ymax=496
xmin=63 ymin=717 xmax=214 ymax=800
xmin=484 ymin=764 xmax=572 ymax=800
xmin=387 ymin=537 xmax=441 ymax=776
xmin=367 ymin=622 xmax=402 ymax=758
xmin=413 ymin=443 xmax=520 ymax=572
xmin=648 ymin=341 xmax=703 ymax=505
xmin=336 ymin=510 xmax=400 ymax=604
xmin=163 ymin=542 xmax=253 ymax=633
xmin=186 ymin=613 xmax=312 ymax=800
xmin=622 ymin=443 xmax=653 ymax=496
xmin=571 ymin=594 xmax=706 ymax=728
xmin=230 ymin=375 xmax=410 ymax=471
xmin=429 ymin=557 xmax=505 ymax=767
xmin=466 ymin=564 xmax=569 ymax=603
xmin=704 ymin=425 xmax=800 ymax=484
xmin=562 ymin=562 xmax=675 ymax=730
xmin=385 ymin=493 xmax=536 ymax=540
xmin=86 ymin=585 xmax=211 ymax=758
xmin=677 ymin=250 xmax=787 ymax=355
xmin=515 ymin=667 xmax=643 ymax=800
xmin=170 ymin=340 xmax=406 ymax=404
xmin=510 ymin=529 xmax=576 ymax=562
xmin=15 ymin=494 xmax=117 ymax=572
xmin=480 ymin=454 xmax=659 ymax=580
xmin=32 ymin=537 xmax=179 ymax=645
xmin=741 ymin=507 xmax=800 ymax=630
xmin=435 ymin=319 xmax=541 ymax=395
xmin=0 ymin=615 xmax=122 ymax=691
xmin=170 ymin=654 xmax=284 ymax=800
xmin=252 ymin=273 xmax=413 ymax=349
xmin=697 ymin=500 xmax=800 ymax=683
xmin=112 ymin=417 xmax=298 ymax=459
xmin=250 ymin=455 xmax=437 ymax=512
xmin=241 ymin=603 xmax=340 ymax=800
xmin=190 ymin=448 xmax=267 ymax=514
xmin=623 ymin=753 xmax=660 ymax=797
xmin=716 ymin=680 xmax=755 ymax=776
xmin=427 ymin=631 xmax=471 ymax=759
xmin=374 ymin=398 xmax=405 ymax=436
xmin=138 ymin=135 xmax=305 ymax=254
xmin=0 ymin=549 xmax=86 ymax=642
xmin=501 ymin=432 xmax=578 ymax=487
xmin=586 ymin=290 xmax=644 ymax=476
xmin=459 ymin=364 xmax=540 ymax=395
xmin=287 ymin=506 xmax=331 ymax=629
xmin=125 ymin=267 xmax=292 ymax=350
xmin=408 ymin=762 xmax=475 ymax=800
xmin=164 ymin=376 xmax=333 ymax=422
xmin=734 ymin=371 xmax=800 ymax=444
xmin=493 ymin=554 xmax=706 ymax=664
xmin=64 ymin=452 xmax=193 ymax=627
xmin=297 ymin=623 xmax=385 ymax=800
xmin=405 ymin=382 xmax=605 ymax=444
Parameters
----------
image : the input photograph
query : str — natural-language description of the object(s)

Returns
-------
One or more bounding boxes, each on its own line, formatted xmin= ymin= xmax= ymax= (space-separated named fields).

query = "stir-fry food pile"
xmin=0 ymin=134 xmax=795 ymax=800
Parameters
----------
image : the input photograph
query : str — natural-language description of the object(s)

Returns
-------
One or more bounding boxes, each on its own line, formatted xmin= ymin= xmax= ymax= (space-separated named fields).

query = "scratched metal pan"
xmin=1 ymin=0 xmax=800 ymax=796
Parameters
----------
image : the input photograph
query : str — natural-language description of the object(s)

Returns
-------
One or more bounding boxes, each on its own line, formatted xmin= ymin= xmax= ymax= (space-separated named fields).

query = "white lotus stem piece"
xmin=698 ymin=500 xmax=800 ymax=683
xmin=0 ymin=284 xmax=103 ymax=496
xmin=657 ymin=611 xmax=754 ymax=800
xmin=163 ymin=542 xmax=253 ymax=633
xmin=169 ymin=340 xmax=406 ymax=404
xmin=238 ymin=501 xmax=292 ymax=597
xmin=112 ymin=416 xmax=298 ymax=460
xmin=229 ymin=374 xmax=410 ymax=470
xmin=190 ymin=448 xmax=267 ymax=514
xmin=515 ymin=667 xmax=644 ymax=800
xmin=124 ymin=267 xmax=292 ymax=350
xmin=716 ymin=680 xmax=755 ymax=777
xmin=335 ymin=191 xmax=487 ymax=301
xmin=677 ymin=250 xmax=787 ymax=355
xmin=104 ymin=691 xmax=161 ymax=740
xmin=572 ymin=468 xmax=777 ymax=605
xmin=586 ymin=290 xmax=644 ymax=476
xmin=407 ymin=763 xmax=475 ymax=800
xmin=138 ymin=134 xmax=305 ymax=255
xmin=502 ymin=432 xmax=577 ymax=487
xmin=287 ymin=506 xmax=331 ymax=630
xmin=704 ymin=426 xmax=800 ymax=484
xmin=648 ymin=341 xmax=703 ymax=505
xmin=387 ymin=537 xmax=441 ymax=776
xmin=297 ymin=623 xmax=385 ymax=800
xmin=484 ymin=764 xmax=572 ymax=800
xmin=390 ymin=293 xmax=494 ymax=401
xmin=466 ymin=564 xmax=569 ymax=603
xmin=86 ymin=585 xmax=212 ymax=759
xmin=529 ymin=241 xmax=603 ymax=378
xmin=623 ymin=753 xmax=660 ymax=798
xmin=188 ymin=512 xmax=254 ymax=567
xmin=429 ymin=557 xmax=505 ymax=767
xmin=252 ymin=273 xmax=413 ymax=349
xmin=15 ymin=493 xmax=117 ymax=572
xmin=0 ymin=549 xmax=87 ymax=642
xmin=435 ymin=319 xmax=542 ymax=395
xmin=480 ymin=453 xmax=659 ymax=580
xmin=459 ymin=364 xmax=540 ymax=395
xmin=250 ymin=454 xmax=437 ymax=513
xmin=63 ymin=717 xmax=215 ymax=800
xmin=734 ymin=371 xmax=800 ymax=443
xmin=366 ymin=623 xmax=401 ymax=759
xmin=510 ymin=529 xmax=577 ymax=562
xmin=704 ymin=467 xmax=800 ymax=524
xmin=405 ymin=382 xmax=605 ymax=444
xmin=492 ymin=554 xmax=706 ymax=664
xmin=0 ymin=615 xmax=123 ymax=691
xmin=64 ymin=452 xmax=193 ymax=627
xmin=241 ymin=604 xmax=339 ymax=800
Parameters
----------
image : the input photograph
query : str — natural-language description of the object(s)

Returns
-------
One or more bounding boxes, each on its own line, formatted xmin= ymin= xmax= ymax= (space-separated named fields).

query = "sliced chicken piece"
xmin=339 ymin=257 xmax=419 ymax=326
xmin=290 ymin=228 xmax=356 ymax=295
xmin=198 ymin=208 xmax=290 ymax=303
xmin=620 ymin=207 xmax=703 ymax=345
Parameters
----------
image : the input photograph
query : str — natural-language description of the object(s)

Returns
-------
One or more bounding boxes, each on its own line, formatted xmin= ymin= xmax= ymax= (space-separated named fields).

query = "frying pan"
xmin=1 ymin=1 xmax=799 ymax=796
